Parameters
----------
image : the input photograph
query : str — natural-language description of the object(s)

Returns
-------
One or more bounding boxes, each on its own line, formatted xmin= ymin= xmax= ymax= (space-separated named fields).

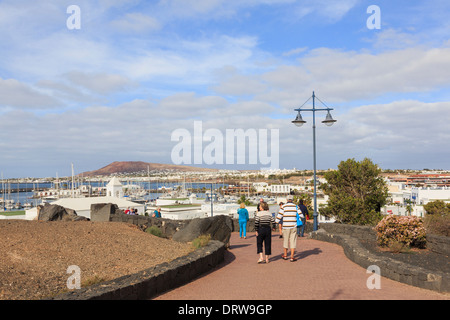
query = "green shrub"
xmin=191 ymin=234 xmax=211 ymax=249
xmin=145 ymin=225 xmax=163 ymax=238
xmin=386 ymin=239 xmax=411 ymax=253
xmin=423 ymin=200 xmax=450 ymax=216
xmin=375 ymin=215 xmax=426 ymax=249
xmin=82 ymin=275 xmax=106 ymax=287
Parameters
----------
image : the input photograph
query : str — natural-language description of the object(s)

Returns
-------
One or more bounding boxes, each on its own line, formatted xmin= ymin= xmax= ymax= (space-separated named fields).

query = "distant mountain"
xmin=79 ymin=161 xmax=217 ymax=177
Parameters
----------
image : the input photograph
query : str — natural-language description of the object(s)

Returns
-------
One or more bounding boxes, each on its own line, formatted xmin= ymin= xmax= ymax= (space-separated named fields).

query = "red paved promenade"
xmin=155 ymin=232 xmax=449 ymax=300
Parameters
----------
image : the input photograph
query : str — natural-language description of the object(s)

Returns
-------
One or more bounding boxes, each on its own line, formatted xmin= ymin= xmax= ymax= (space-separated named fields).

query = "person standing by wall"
xmin=238 ymin=203 xmax=249 ymax=239
xmin=152 ymin=207 xmax=162 ymax=218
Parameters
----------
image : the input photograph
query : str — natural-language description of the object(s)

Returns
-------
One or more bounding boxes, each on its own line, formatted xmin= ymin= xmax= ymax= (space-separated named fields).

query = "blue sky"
xmin=1 ymin=0 xmax=449 ymax=178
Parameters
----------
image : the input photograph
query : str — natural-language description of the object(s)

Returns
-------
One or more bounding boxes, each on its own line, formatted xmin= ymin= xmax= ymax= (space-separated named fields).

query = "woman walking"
xmin=255 ymin=202 xmax=275 ymax=264
xmin=237 ymin=203 xmax=249 ymax=239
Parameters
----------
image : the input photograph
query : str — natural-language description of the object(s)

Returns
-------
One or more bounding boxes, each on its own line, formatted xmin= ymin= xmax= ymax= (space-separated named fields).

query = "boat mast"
xmin=71 ymin=163 xmax=75 ymax=198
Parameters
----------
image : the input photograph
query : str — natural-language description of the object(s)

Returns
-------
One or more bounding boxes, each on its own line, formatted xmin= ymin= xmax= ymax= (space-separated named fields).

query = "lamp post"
xmin=211 ymin=183 xmax=214 ymax=217
xmin=292 ymin=91 xmax=337 ymax=231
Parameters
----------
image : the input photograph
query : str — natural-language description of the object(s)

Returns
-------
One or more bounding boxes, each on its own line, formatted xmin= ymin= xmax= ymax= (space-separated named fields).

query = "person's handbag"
xmin=295 ymin=205 xmax=303 ymax=227
xmin=296 ymin=212 xmax=303 ymax=227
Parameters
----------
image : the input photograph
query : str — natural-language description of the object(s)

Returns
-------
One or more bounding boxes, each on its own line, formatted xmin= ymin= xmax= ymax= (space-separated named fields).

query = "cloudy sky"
xmin=1 ymin=0 xmax=449 ymax=178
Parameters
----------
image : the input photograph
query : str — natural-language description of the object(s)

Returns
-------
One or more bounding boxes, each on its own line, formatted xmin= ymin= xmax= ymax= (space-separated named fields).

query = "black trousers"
xmin=257 ymin=226 xmax=272 ymax=255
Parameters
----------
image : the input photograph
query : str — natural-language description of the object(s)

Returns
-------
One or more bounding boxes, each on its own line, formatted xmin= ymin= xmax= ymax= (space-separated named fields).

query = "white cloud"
xmin=117 ymin=35 xmax=259 ymax=84
xmin=212 ymin=69 xmax=268 ymax=96
xmin=1 ymin=0 xmax=450 ymax=176
xmin=282 ymin=47 xmax=308 ymax=57
xmin=291 ymin=0 xmax=359 ymax=22
xmin=367 ymin=28 xmax=419 ymax=50
xmin=158 ymin=0 xmax=226 ymax=16
xmin=210 ymin=45 xmax=450 ymax=107
xmin=110 ymin=13 xmax=161 ymax=33
xmin=64 ymin=72 xmax=138 ymax=95
xmin=0 ymin=78 xmax=60 ymax=109
xmin=322 ymin=100 xmax=450 ymax=168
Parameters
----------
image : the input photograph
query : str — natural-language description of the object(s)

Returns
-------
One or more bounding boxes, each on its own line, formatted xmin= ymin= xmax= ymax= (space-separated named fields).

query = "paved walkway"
xmin=155 ymin=232 xmax=449 ymax=300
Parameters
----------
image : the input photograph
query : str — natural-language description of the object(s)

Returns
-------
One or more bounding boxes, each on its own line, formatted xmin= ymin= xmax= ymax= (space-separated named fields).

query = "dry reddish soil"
xmin=0 ymin=220 xmax=192 ymax=300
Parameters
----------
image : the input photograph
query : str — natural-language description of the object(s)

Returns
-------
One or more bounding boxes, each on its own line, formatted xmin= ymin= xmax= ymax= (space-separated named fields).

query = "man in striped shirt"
xmin=276 ymin=195 xmax=303 ymax=262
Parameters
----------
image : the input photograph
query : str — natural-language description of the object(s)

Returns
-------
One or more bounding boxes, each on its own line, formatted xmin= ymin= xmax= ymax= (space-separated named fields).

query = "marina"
xmin=0 ymin=175 xmax=289 ymax=221
xmin=3 ymin=169 xmax=447 ymax=222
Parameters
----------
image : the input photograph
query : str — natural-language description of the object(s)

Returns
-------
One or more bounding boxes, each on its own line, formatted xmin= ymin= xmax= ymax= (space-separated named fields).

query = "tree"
xmin=320 ymin=158 xmax=389 ymax=225
xmin=237 ymin=195 xmax=251 ymax=206
xmin=294 ymin=194 xmax=313 ymax=215
xmin=423 ymin=200 xmax=450 ymax=216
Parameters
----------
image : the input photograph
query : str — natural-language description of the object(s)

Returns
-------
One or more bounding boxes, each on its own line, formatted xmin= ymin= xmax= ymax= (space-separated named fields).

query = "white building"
xmin=269 ymin=185 xmax=291 ymax=194
xmin=411 ymin=187 xmax=450 ymax=205
xmin=26 ymin=196 xmax=145 ymax=220
xmin=106 ymin=177 xmax=124 ymax=198
xmin=387 ymin=183 xmax=412 ymax=205
xmin=382 ymin=205 xmax=425 ymax=217
xmin=253 ymin=182 xmax=268 ymax=193
xmin=24 ymin=177 xmax=143 ymax=220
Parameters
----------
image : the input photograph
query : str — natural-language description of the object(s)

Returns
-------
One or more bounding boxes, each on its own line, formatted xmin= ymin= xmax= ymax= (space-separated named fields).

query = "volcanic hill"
xmin=79 ymin=161 xmax=217 ymax=177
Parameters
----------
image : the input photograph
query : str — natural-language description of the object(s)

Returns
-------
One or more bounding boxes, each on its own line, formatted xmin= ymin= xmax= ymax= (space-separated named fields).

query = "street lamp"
xmin=292 ymin=91 xmax=337 ymax=231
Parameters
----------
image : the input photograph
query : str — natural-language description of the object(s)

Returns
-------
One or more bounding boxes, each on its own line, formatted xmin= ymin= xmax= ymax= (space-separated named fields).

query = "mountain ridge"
xmin=79 ymin=161 xmax=217 ymax=177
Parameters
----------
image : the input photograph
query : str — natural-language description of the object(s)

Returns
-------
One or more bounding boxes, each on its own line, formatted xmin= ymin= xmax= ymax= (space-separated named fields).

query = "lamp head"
xmin=322 ymin=111 xmax=337 ymax=127
xmin=292 ymin=111 xmax=306 ymax=127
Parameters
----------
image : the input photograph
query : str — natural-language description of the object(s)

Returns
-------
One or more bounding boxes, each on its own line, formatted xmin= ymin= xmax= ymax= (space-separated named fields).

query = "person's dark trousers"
xmin=297 ymin=217 xmax=307 ymax=236
xmin=257 ymin=226 xmax=272 ymax=255
xmin=300 ymin=218 xmax=306 ymax=237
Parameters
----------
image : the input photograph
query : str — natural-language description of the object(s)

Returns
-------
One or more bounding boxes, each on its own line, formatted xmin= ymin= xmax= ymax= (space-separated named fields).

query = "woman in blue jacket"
xmin=238 ymin=203 xmax=249 ymax=239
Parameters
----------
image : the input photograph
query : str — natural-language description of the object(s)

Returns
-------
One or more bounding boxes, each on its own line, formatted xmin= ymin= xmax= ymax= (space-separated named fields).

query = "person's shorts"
xmin=282 ymin=228 xmax=297 ymax=249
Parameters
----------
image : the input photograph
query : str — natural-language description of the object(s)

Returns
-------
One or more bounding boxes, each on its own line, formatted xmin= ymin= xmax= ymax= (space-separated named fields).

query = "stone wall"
xmin=90 ymin=203 xmax=316 ymax=239
xmin=48 ymin=205 xmax=232 ymax=300
xmin=51 ymin=214 xmax=313 ymax=300
xmin=51 ymin=240 xmax=225 ymax=300
xmin=319 ymin=222 xmax=450 ymax=255
xmin=311 ymin=223 xmax=450 ymax=293
xmin=90 ymin=203 xmax=189 ymax=238
xmin=427 ymin=234 xmax=450 ymax=256
xmin=110 ymin=212 xmax=189 ymax=239
xmin=319 ymin=223 xmax=376 ymax=241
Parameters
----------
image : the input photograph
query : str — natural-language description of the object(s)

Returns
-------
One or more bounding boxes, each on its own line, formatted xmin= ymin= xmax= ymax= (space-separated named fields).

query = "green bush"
xmin=191 ymin=234 xmax=211 ymax=249
xmin=375 ymin=215 xmax=427 ymax=249
xmin=423 ymin=200 xmax=450 ymax=216
xmin=145 ymin=225 xmax=163 ymax=238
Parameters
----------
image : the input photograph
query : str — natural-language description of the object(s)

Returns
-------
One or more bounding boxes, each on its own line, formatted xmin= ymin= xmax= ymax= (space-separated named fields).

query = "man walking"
xmin=276 ymin=195 xmax=303 ymax=262
xmin=297 ymin=199 xmax=309 ymax=237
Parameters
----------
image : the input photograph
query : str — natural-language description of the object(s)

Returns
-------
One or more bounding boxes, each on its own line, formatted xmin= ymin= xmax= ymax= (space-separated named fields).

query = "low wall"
xmin=319 ymin=223 xmax=450 ymax=256
xmin=50 ymin=207 xmax=229 ymax=300
xmin=92 ymin=203 xmax=317 ymax=238
xmin=51 ymin=240 xmax=226 ymax=300
xmin=109 ymin=212 xmax=189 ymax=238
xmin=319 ymin=223 xmax=377 ymax=241
xmin=427 ymin=234 xmax=450 ymax=256
xmin=311 ymin=224 xmax=450 ymax=293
